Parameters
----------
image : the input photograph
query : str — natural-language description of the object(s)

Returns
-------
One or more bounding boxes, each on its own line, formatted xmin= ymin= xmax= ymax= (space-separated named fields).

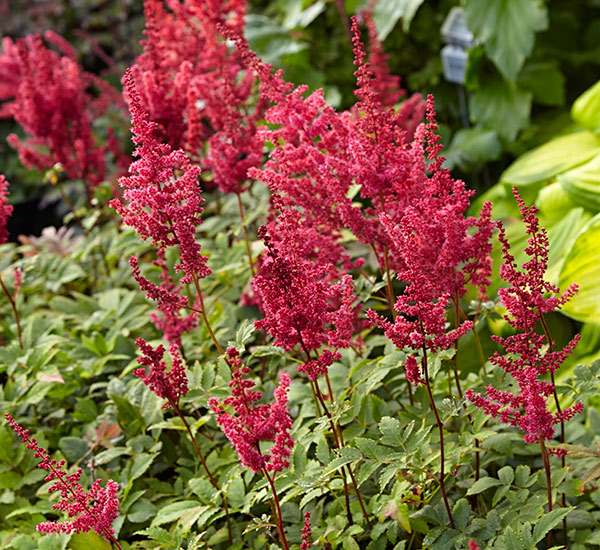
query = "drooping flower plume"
xmin=133 ymin=338 xmax=189 ymax=408
xmin=4 ymin=414 xmax=120 ymax=543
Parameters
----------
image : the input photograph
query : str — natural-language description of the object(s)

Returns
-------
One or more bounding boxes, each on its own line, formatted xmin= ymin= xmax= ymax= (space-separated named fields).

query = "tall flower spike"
xmin=4 ymin=414 xmax=120 ymax=543
xmin=111 ymin=69 xmax=210 ymax=306
xmin=466 ymin=187 xmax=582 ymax=449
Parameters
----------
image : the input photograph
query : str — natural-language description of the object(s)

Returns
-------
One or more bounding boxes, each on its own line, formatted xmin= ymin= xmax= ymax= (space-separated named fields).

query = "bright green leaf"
xmin=68 ymin=532 xmax=111 ymax=550
xmin=572 ymin=79 xmax=600 ymax=134
xmin=464 ymin=0 xmax=547 ymax=81
xmin=559 ymin=154 xmax=600 ymax=212
xmin=470 ymin=79 xmax=532 ymax=141
xmin=559 ymin=213 xmax=600 ymax=323
xmin=501 ymin=131 xmax=600 ymax=186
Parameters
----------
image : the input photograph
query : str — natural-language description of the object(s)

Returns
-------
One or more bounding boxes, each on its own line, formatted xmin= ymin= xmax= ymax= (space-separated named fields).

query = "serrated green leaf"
xmin=452 ymin=498 xmax=470 ymax=531
xmin=498 ymin=465 xmax=514 ymax=485
xmin=532 ymin=507 xmax=574 ymax=543
xmin=379 ymin=416 xmax=403 ymax=448
xmin=503 ymin=526 xmax=525 ymax=550
xmin=466 ymin=477 xmax=502 ymax=495
xmin=515 ymin=464 xmax=531 ymax=487
xmin=464 ymin=0 xmax=547 ymax=81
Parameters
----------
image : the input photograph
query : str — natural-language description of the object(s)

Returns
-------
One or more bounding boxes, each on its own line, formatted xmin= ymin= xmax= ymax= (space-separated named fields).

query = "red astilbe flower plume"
xmin=466 ymin=188 xmax=582 ymax=448
xmin=134 ymin=337 xmax=188 ymax=408
xmin=1 ymin=33 xmax=124 ymax=200
xmin=130 ymin=0 xmax=265 ymax=194
xmin=209 ymin=347 xmax=294 ymax=472
xmin=367 ymin=98 xmax=493 ymax=378
xmin=357 ymin=8 xmax=425 ymax=136
xmin=4 ymin=414 xmax=120 ymax=542
xmin=111 ymin=71 xmax=210 ymax=340
xmin=0 ymin=174 xmax=13 ymax=244
xmin=252 ymin=218 xmax=362 ymax=380
xmin=148 ymin=249 xmax=200 ymax=348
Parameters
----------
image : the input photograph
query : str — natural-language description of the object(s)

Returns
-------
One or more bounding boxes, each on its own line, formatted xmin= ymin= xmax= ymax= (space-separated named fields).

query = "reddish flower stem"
xmin=262 ymin=467 xmax=290 ymax=550
xmin=192 ymin=272 xmax=223 ymax=355
xmin=0 ymin=274 xmax=23 ymax=349
xmin=171 ymin=400 xmax=233 ymax=543
xmin=421 ymin=345 xmax=455 ymax=529
xmin=236 ymin=191 xmax=255 ymax=277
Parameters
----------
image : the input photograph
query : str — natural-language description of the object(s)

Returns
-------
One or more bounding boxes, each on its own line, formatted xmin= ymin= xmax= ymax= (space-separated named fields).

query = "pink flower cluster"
xmin=300 ymin=511 xmax=312 ymax=549
xmin=0 ymin=174 xmax=13 ymax=244
xmin=466 ymin=188 xmax=582 ymax=447
xmin=0 ymin=32 xmax=123 ymax=199
xmin=209 ymin=347 xmax=294 ymax=473
xmin=134 ymin=337 xmax=188 ymax=408
xmin=4 ymin=414 xmax=120 ymax=540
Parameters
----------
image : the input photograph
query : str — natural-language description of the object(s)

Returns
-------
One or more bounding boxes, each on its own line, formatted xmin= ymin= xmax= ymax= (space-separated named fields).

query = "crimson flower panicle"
xmin=111 ymin=71 xmax=210 ymax=288
xmin=134 ymin=337 xmax=189 ymax=408
xmin=209 ymin=347 xmax=294 ymax=473
xmin=4 ymin=414 xmax=120 ymax=541
xmin=252 ymin=220 xmax=361 ymax=379
xmin=2 ymin=33 xmax=121 ymax=198
xmin=466 ymin=188 xmax=582 ymax=448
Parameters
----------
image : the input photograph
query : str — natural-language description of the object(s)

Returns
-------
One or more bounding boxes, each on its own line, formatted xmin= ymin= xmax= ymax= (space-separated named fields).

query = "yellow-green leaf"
xmin=559 ymin=213 xmax=600 ymax=323
xmin=500 ymin=131 xmax=600 ymax=187
xmin=572 ymin=79 xmax=600 ymax=134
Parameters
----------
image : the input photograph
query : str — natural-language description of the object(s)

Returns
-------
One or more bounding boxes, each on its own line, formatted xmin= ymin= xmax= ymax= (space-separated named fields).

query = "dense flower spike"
xmin=252 ymin=220 xmax=360 ymax=378
xmin=300 ymin=512 xmax=312 ymax=550
xmin=4 ymin=414 xmax=120 ymax=541
xmin=134 ymin=338 xmax=189 ymax=408
xmin=466 ymin=188 xmax=582 ymax=447
xmin=111 ymin=71 xmax=210 ymax=287
xmin=0 ymin=174 xmax=13 ymax=244
xmin=0 ymin=33 xmax=123 ymax=200
xmin=367 ymin=96 xmax=493 ymax=356
xmin=209 ymin=347 xmax=294 ymax=472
